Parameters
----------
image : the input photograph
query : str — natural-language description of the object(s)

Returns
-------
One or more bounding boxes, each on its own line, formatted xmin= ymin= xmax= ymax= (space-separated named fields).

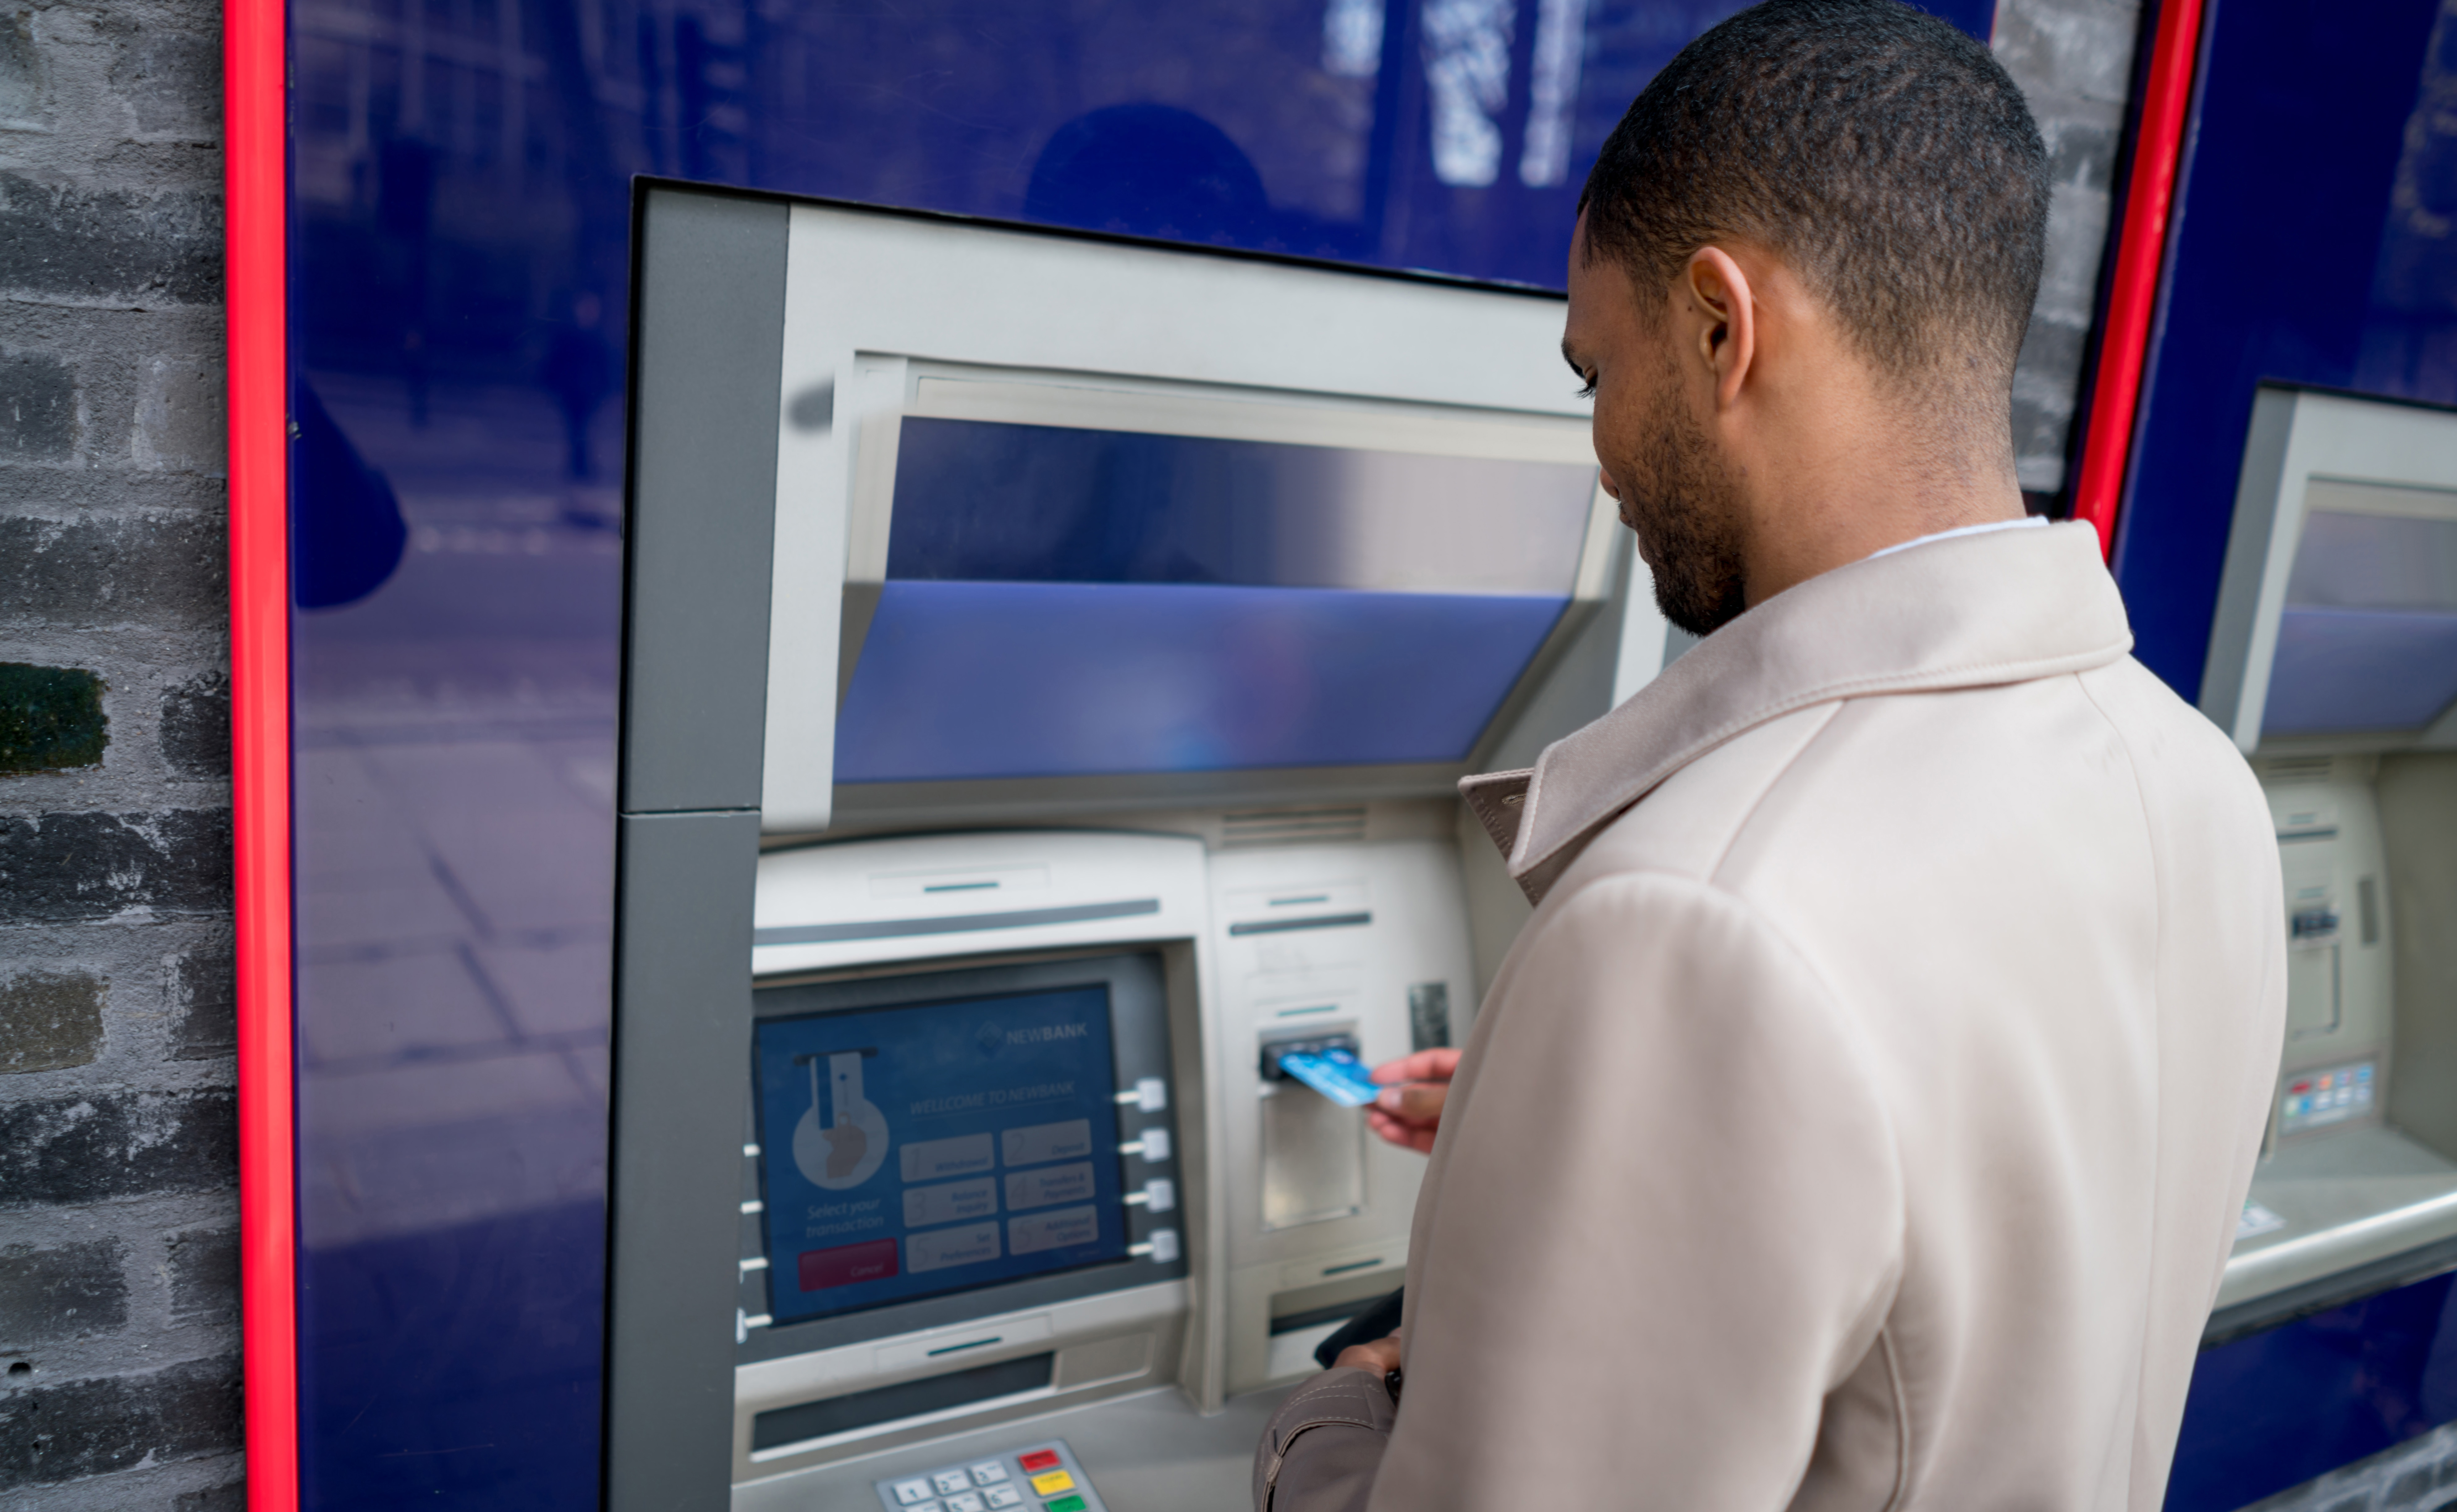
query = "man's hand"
xmin=1365 ymin=1049 xmax=1460 ymax=1154
xmin=1332 ymin=1329 xmax=1404 ymax=1378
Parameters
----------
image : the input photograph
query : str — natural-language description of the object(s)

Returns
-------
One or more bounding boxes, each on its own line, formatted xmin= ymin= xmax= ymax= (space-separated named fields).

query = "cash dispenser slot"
xmin=1258 ymin=1028 xmax=1367 ymax=1231
xmin=751 ymin=1353 xmax=1056 ymax=1455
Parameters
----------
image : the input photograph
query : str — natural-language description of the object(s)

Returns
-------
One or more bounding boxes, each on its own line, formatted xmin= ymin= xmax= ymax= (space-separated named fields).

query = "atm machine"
xmin=607 ymin=184 xmax=1669 ymax=1510
xmin=2198 ymin=386 xmax=2457 ymax=1341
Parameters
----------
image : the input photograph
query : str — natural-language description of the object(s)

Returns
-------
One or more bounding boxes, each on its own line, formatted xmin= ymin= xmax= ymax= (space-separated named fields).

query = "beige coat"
xmin=1255 ymin=522 xmax=2286 ymax=1510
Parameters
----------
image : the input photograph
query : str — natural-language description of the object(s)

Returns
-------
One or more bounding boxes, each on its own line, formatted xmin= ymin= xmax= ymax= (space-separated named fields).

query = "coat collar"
xmin=1461 ymin=521 xmax=2133 ymax=904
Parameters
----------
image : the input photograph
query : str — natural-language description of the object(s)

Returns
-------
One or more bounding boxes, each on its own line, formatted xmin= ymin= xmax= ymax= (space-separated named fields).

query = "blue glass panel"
xmin=2168 ymin=1273 xmax=2457 ymax=1512
xmin=284 ymin=0 xmax=1996 ymax=1499
xmin=889 ymin=418 xmax=1596 ymax=594
xmin=836 ymin=581 xmax=1567 ymax=780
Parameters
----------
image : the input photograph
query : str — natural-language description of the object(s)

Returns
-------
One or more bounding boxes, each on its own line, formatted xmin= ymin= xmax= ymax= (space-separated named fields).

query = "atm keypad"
xmin=873 ymin=1438 xmax=1106 ymax=1512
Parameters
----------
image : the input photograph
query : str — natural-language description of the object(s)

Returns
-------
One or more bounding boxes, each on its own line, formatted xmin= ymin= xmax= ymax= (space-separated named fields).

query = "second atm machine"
xmin=609 ymin=185 xmax=1672 ymax=1510
xmin=2200 ymin=386 xmax=2457 ymax=1340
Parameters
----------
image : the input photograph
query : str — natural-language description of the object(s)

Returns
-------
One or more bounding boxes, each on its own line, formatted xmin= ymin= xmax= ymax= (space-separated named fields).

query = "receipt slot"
xmin=608 ymin=184 xmax=1673 ymax=1509
xmin=2200 ymin=386 xmax=2457 ymax=1335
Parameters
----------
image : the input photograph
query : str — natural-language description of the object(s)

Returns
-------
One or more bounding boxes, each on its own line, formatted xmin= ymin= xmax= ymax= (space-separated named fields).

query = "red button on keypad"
xmin=1017 ymin=1450 xmax=1061 ymax=1473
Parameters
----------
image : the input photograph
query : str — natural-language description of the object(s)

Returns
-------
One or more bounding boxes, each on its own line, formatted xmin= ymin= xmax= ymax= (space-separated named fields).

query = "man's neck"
xmin=1733 ymin=419 xmax=2026 ymax=609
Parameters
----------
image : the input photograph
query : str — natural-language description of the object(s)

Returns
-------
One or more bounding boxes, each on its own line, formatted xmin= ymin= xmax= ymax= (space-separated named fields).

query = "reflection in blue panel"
xmin=2264 ymin=609 xmax=2457 ymax=733
xmin=836 ymin=581 xmax=1566 ymax=781
xmin=284 ymin=0 xmax=1995 ymax=1499
xmin=889 ymin=418 xmax=1596 ymax=594
xmin=2169 ymin=1273 xmax=2457 ymax=1512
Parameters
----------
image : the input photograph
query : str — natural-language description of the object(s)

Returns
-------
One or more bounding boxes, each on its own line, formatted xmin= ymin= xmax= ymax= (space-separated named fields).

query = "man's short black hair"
xmin=1579 ymin=0 xmax=2049 ymax=387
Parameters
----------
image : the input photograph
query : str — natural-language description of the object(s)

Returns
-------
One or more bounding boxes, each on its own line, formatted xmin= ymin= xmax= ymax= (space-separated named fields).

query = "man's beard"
xmin=1620 ymin=374 xmax=1749 ymax=639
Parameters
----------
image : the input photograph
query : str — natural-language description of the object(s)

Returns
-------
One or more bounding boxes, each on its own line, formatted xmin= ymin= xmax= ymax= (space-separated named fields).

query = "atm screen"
xmin=752 ymin=982 xmax=1130 ymax=1325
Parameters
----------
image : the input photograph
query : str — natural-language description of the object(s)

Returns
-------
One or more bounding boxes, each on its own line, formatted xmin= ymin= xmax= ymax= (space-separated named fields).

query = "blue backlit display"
xmin=837 ymin=582 xmax=1567 ymax=781
xmin=2264 ymin=507 xmax=2457 ymax=733
xmin=754 ymin=985 xmax=1128 ymax=1324
xmin=838 ymin=415 xmax=1590 ymax=781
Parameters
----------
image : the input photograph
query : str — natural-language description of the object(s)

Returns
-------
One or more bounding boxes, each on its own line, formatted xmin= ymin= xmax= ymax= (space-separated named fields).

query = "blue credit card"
xmin=1279 ymin=1047 xmax=1381 ymax=1107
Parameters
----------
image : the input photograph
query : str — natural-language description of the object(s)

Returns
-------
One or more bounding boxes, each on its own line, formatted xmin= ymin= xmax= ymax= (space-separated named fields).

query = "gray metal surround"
xmin=611 ymin=185 xmax=789 ymax=1512
xmin=2197 ymin=384 xmax=2297 ymax=742
xmin=622 ymin=186 xmax=785 ymax=815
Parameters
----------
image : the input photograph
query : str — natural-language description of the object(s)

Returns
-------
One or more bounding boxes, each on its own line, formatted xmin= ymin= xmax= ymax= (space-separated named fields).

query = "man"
xmin=1251 ymin=2 xmax=2286 ymax=1507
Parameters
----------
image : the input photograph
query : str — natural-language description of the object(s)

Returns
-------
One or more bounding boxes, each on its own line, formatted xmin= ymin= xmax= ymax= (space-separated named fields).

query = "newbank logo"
xmin=1006 ymin=1023 xmax=1091 ymax=1046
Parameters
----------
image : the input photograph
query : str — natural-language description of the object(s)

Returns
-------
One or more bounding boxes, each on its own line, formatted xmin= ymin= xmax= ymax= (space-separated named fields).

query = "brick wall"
xmin=0 ymin=0 xmax=243 ymax=1501
xmin=1994 ymin=0 xmax=2143 ymax=506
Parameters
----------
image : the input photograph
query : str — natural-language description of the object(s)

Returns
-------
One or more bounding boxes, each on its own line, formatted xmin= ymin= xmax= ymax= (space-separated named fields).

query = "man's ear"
xmin=1684 ymin=247 xmax=1756 ymax=411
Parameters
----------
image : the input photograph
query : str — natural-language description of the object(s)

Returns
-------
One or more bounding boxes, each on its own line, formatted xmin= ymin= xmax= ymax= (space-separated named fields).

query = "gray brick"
xmin=0 ymin=173 xmax=221 ymax=306
xmin=0 ymin=1090 xmax=238 ymax=1207
xmin=108 ymin=32 xmax=220 ymax=142
xmin=159 ymin=671 xmax=226 ymax=779
xmin=0 ymin=810 xmax=231 ymax=922
xmin=0 ymin=968 xmax=104 ymax=1074
xmin=0 ymin=515 xmax=226 ymax=629
xmin=0 ymin=1240 xmax=128 ymax=1345
xmin=0 ymin=348 xmax=76 ymax=459
xmin=2047 ymin=120 xmax=2120 ymax=192
xmin=2396 ymin=1467 xmax=2441 ymax=1502
xmin=135 ymin=350 xmax=224 ymax=474
xmin=0 ymin=1355 xmax=241 ymax=1488
xmin=163 ymin=1227 xmax=235 ymax=1324
xmin=166 ymin=936 xmax=233 ymax=1062
xmin=176 ymin=1480 xmax=246 ymax=1512
xmin=0 ymin=662 xmax=105 ymax=773
xmin=0 ymin=11 xmax=42 ymax=129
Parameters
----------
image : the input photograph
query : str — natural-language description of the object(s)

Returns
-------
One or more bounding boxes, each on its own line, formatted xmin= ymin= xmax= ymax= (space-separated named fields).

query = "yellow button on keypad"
xmin=1029 ymin=1470 xmax=1075 ymax=1496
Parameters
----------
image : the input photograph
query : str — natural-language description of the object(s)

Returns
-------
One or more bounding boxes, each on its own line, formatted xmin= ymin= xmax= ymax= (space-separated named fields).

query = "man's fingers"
xmin=1366 ymin=1109 xmax=1439 ymax=1154
xmin=1332 ymin=1331 xmax=1405 ymax=1376
xmin=1374 ymin=1081 xmax=1447 ymax=1121
xmin=1371 ymin=1047 xmax=1464 ymax=1086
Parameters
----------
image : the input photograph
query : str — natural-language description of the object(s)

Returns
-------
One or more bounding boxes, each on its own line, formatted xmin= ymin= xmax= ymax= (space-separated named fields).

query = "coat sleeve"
xmin=1250 ymin=1367 xmax=1397 ymax=1512
xmin=1259 ymin=872 xmax=1907 ymax=1510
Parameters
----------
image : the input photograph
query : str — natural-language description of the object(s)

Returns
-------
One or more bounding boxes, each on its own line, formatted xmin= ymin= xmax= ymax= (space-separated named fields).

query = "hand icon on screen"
xmin=793 ymin=1050 xmax=889 ymax=1189
xmin=821 ymin=1116 xmax=868 ymax=1180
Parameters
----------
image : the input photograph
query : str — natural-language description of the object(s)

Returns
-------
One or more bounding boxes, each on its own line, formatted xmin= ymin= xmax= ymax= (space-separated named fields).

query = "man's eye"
xmin=1575 ymin=374 xmax=1597 ymax=400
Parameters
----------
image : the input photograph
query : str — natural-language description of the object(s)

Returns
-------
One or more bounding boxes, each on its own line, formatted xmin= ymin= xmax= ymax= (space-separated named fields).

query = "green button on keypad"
xmin=1044 ymin=1497 xmax=1087 ymax=1512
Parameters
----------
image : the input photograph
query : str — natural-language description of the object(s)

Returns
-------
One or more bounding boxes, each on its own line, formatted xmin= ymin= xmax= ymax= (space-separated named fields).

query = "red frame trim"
xmin=2068 ymin=0 xmax=2210 ymax=558
xmin=224 ymin=0 xmax=297 ymax=1503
